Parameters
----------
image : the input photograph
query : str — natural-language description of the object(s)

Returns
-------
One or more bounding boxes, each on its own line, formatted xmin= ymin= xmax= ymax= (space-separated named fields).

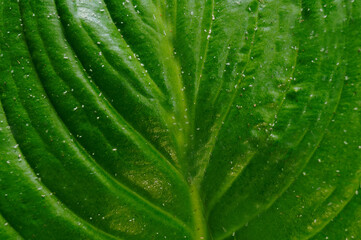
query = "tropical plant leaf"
xmin=1 ymin=0 xmax=361 ymax=239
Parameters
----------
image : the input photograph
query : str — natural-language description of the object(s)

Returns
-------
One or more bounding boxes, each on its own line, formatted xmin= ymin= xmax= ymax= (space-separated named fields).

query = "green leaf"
xmin=1 ymin=0 xmax=360 ymax=239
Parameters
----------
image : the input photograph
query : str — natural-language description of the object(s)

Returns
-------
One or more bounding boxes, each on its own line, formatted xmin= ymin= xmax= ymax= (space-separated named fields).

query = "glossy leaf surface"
xmin=1 ymin=0 xmax=361 ymax=239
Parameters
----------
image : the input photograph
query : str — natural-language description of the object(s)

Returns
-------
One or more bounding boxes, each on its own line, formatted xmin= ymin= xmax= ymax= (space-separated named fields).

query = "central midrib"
xmin=189 ymin=182 xmax=210 ymax=240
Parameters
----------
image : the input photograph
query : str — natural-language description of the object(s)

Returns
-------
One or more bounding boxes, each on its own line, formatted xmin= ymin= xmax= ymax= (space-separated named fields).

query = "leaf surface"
xmin=0 ymin=0 xmax=360 ymax=239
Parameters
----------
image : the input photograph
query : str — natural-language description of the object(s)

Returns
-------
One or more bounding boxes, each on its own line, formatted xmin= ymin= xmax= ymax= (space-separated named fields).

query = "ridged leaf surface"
xmin=1 ymin=0 xmax=361 ymax=239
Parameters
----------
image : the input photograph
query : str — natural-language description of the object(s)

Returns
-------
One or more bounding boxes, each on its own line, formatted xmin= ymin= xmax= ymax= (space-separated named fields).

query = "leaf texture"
xmin=0 ymin=0 xmax=360 ymax=239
